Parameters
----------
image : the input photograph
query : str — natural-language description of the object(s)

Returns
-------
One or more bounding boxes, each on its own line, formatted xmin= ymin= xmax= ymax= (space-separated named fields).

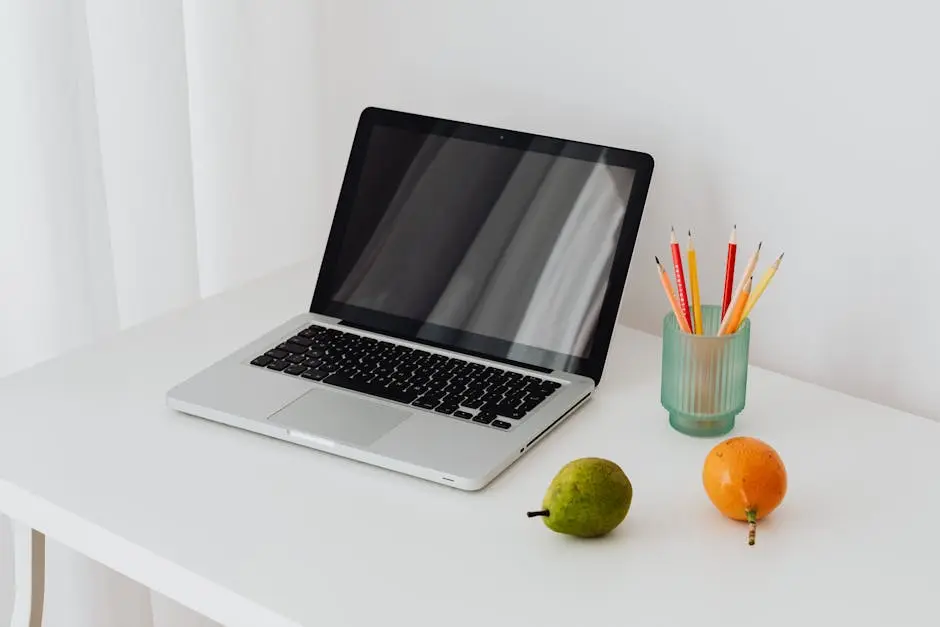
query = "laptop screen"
xmin=314 ymin=110 xmax=651 ymax=378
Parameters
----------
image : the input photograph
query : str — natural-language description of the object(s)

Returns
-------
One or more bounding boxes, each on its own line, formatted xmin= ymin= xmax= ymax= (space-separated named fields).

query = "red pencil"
xmin=669 ymin=227 xmax=693 ymax=331
xmin=721 ymin=225 xmax=738 ymax=319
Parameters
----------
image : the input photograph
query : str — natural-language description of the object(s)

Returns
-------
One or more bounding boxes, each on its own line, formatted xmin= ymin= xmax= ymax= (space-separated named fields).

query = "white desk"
xmin=2 ymin=262 xmax=939 ymax=627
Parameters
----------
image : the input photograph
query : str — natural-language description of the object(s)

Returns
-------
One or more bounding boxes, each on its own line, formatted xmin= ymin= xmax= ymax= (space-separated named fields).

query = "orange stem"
xmin=746 ymin=509 xmax=757 ymax=546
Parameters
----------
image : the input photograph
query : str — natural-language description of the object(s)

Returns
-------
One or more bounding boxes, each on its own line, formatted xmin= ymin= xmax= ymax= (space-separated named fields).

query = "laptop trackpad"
xmin=268 ymin=388 xmax=411 ymax=448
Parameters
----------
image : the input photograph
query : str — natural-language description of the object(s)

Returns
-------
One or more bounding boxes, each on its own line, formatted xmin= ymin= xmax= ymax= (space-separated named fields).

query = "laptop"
xmin=167 ymin=107 xmax=654 ymax=491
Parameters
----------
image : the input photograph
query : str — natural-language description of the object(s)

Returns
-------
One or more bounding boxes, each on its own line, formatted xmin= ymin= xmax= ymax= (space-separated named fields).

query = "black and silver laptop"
xmin=167 ymin=107 xmax=654 ymax=490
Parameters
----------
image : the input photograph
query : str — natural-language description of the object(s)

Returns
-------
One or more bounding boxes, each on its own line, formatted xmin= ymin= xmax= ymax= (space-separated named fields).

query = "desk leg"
xmin=10 ymin=522 xmax=45 ymax=627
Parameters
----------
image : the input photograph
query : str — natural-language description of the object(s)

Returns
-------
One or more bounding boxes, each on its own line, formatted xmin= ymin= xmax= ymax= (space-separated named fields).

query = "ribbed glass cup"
xmin=661 ymin=304 xmax=750 ymax=437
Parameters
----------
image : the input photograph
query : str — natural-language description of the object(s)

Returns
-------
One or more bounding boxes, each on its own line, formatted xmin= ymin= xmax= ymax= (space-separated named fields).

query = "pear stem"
xmin=746 ymin=509 xmax=757 ymax=546
xmin=527 ymin=509 xmax=550 ymax=518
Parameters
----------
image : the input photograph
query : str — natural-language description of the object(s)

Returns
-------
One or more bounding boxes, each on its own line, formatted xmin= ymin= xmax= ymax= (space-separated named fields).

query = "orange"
xmin=702 ymin=436 xmax=787 ymax=546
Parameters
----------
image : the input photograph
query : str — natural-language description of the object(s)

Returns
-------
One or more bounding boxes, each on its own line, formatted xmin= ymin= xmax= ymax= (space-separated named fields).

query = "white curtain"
xmin=1 ymin=1 xmax=322 ymax=625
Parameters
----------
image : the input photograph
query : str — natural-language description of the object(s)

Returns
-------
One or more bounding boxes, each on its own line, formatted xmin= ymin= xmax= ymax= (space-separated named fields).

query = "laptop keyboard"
xmin=249 ymin=324 xmax=562 ymax=431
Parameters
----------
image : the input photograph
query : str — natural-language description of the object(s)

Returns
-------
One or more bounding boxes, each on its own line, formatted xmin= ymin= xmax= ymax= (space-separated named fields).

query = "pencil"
xmin=718 ymin=241 xmax=761 ymax=335
xmin=656 ymin=256 xmax=692 ymax=333
xmin=687 ymin=230 xmax=703 ymax=334
xmin=723 ymin=275 xmax=752 ymax=336
xmin=737 ymin=252 xmax=784 ymax=325
xmin=670 ymin=227 xmax=693 ymax=331
xmin=721 ymin=225 xmax=738 ymax=319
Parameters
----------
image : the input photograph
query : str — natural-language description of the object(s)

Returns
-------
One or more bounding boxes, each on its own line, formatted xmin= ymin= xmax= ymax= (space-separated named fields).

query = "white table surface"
xmin=2 ymin=261 xmax=939 ymax=627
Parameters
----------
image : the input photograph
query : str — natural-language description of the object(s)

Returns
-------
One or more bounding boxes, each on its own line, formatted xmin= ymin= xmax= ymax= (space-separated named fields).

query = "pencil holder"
xmin=660 ymin=305 xmax=750 ymax=437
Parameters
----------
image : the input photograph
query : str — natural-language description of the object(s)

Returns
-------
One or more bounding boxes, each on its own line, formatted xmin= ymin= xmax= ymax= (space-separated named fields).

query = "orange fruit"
xmin=702 ymin=436 xmax=787 ymax=546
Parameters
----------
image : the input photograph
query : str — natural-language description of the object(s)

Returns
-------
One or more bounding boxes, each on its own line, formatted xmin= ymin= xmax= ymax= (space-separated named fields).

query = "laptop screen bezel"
xmin=310 ymin=107 xmax=654 ymax=385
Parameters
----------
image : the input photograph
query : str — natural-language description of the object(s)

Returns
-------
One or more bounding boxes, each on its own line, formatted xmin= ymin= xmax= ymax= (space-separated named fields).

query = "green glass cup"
xmin=660 ymin=304 xmax=750 ymax=437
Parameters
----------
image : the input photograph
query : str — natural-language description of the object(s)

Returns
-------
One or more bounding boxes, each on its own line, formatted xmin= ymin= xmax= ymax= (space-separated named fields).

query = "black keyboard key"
xmin=288 ymin=354 xmax=306 ymax=364
xmin=453 ymin=410 xmax=473 ymax=419
xmin=435 ymin=404 xmax=457 ymax=415
xmin=323 ymin=373 xmax=419 ymax=405
xmin=543 ymin=381 xmax=562 ymax=389
xmin=491 ymin=419 xmax=512 ymax=430
xmin=288 ymin=336 xmax=313 ymax=347
xmin=472 ymin=411 xmax=496 ymax=425
xmin=439 ymin=393 xmax=460 ymax=406
xmin=349 ymin=370 xmax=373 ymax=382
xmin=266 ymin=349 xmax=288 ymax=359
xmin=301 ymin=369 xmax=330 ymax=381
xmin=251 ymin=355 xmax=273 ymax=367
xmin=299 ymin=327 xmax=321 ymax=338
xmin=481 ymin=402 xmax=519 ymax=418
xmin=522 ymin=375 xmax=541 ymax=386
xmin=412 ymin=397 xmax=439 ymax=410
xmin=445 ymin=382 xmax=467 ymax=394
xmin=284 ymin=364 xmax=307 ymax=375
xmin=461 ymin=398 xmax=484 ymax=409
xmin=495 ymin=404 xmax=525 ymax=419
xmin=282 ymin=343 xmax=307 ymax=355
xmin=267 ymin=360 xmax=289 ymax=371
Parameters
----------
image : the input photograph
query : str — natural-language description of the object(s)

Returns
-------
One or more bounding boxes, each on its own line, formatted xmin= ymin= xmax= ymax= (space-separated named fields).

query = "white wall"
xmin=316 ymin=0 xmax=940 ymax=420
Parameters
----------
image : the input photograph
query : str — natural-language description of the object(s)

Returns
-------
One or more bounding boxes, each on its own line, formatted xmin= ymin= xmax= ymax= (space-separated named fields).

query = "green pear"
xmin=527 ymin=458 xmax=632 ymax=538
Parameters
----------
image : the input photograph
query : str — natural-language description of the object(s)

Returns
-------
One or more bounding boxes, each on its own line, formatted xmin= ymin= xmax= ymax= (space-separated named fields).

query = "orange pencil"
xmin=656 ymin=256 xmax=692 ymax=333
xmin=722 ymin=275 xmax=752 ymax=335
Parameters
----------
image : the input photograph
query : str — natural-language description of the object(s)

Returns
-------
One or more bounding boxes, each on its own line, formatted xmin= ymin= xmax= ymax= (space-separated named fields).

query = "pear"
xmin=527 ymin=457 xmax=632 ymax=538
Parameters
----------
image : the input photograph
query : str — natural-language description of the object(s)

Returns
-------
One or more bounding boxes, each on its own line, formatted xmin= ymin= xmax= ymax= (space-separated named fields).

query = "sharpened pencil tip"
xmin=758 ymin=241 xmax=763 ymax=251
xmin=688 ymin=230 xmax=692 ymax=237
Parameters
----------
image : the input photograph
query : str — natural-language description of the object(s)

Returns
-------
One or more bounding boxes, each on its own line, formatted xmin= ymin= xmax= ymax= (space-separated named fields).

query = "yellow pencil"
xmin=737 ymin=252 xmax=784 ymax=326
xmin=718 ymin=241 xmax=761 ymax=335
xmin=687 ymin=230 xmax=703 ymax=334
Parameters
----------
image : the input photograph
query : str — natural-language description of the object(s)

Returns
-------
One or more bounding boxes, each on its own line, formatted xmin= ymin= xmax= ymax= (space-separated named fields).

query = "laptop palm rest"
xmin=268 ymin=388 xmax=412 ymax=448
